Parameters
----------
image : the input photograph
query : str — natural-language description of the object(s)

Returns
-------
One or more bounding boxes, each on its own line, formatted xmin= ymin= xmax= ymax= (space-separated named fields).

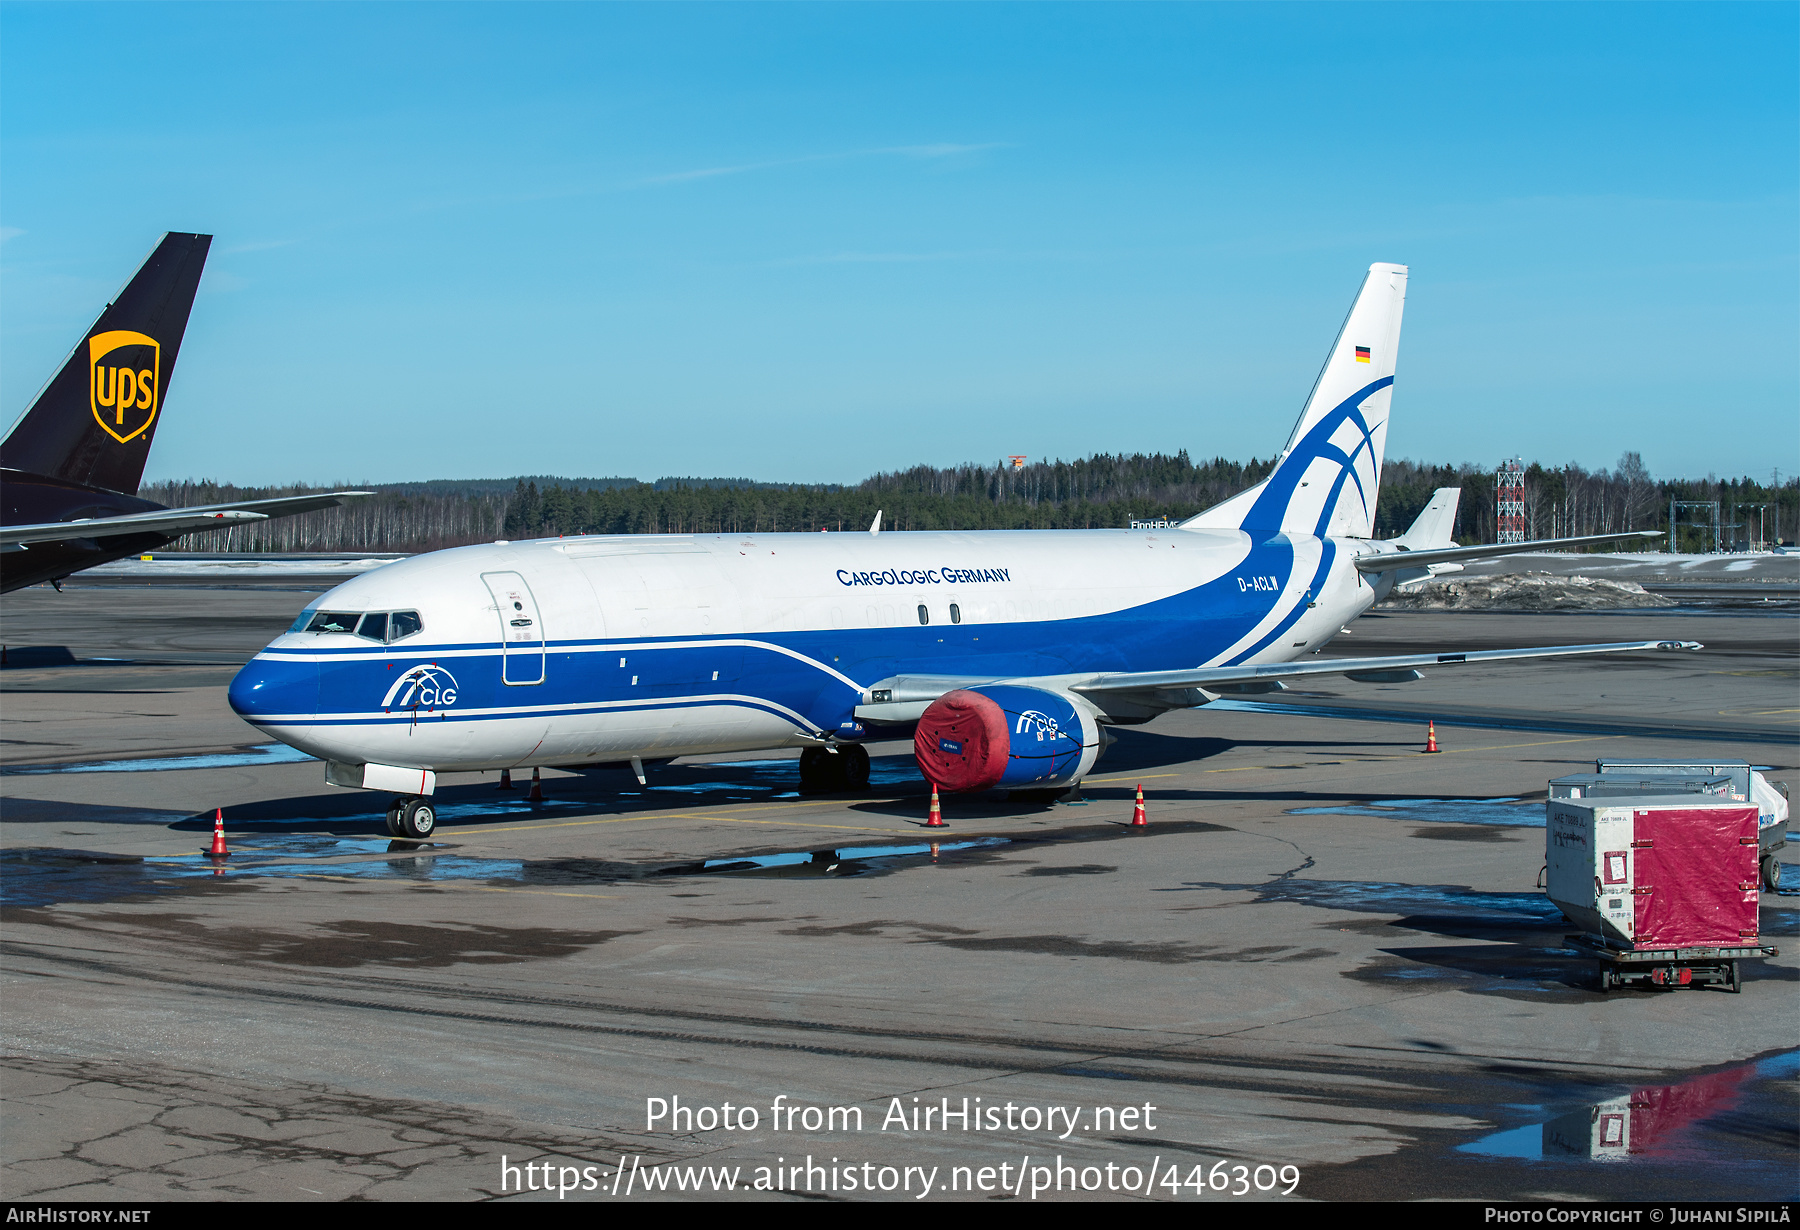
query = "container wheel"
xmin=1762 ymin=855 xmax=1782 ymax=892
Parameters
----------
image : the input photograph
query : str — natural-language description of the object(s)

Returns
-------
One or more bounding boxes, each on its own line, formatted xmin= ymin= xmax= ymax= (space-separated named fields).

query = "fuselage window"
xmin=304 ymin=612 xmax=360 ymax=634
xmin=356 ymin=613 xmax=388 ymax=642
xmin=949 ymin=603 xmax=962 ymax=624
xmin=917 ymin=604 xmax=929 ymax=625
xmin=388 ymin=611 xmax=423 ymax=642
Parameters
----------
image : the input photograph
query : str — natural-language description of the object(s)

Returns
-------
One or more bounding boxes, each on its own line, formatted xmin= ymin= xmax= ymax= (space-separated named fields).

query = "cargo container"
xmin=1595 ymin=757 xmax=1789 ymax=889
xmin=1546 ymin=794 xmax=1776 ymax=991
xmin=1596 ymin=757 xmax=1754 ymax=801
xmin=1549 ymin=773 xmax=1732 ymax=801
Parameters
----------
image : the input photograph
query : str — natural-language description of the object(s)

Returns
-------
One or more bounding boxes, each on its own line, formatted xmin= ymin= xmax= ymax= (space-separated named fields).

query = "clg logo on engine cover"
xmin=382 ymin=664 xmax=459 ymax=710
xmin=1015 ymin=710 xmax=1063 ymax=743
xmin=88 ymin=330 xmax=161 ymax=444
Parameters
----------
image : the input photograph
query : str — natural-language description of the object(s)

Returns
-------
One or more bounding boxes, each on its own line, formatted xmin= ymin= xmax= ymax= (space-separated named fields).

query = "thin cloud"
xmin=638 ymin=153 xmax=833 ymax=186
xmin=0 ymin=227 xmax=24 ymax=244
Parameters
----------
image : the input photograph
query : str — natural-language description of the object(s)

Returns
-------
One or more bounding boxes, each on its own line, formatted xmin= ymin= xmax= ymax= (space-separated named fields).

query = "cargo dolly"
xmin=1566 ymin=932 xmax=1779 ymax=993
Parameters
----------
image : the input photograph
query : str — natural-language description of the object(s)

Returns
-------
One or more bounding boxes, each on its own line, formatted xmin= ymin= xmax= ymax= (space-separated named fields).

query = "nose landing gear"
xmin=385 ymin=796 xmax=437 ymax=840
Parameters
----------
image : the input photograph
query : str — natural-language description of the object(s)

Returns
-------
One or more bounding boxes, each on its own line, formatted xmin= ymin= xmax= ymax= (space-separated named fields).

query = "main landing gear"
xmin=799 ymin=744 xmax=870 ymax=793
xmin=386 ymin=796 xmax=437 ymax=840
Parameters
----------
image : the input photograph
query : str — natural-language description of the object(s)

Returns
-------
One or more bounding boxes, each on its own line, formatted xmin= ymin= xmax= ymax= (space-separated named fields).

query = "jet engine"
xmin=913 ymin=685 xmax=1103 ymax=793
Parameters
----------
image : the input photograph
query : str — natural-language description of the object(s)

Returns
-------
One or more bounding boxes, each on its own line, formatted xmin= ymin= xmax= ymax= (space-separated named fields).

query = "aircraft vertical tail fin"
xmin=1394 ymin=487 xmax=1461 ymax=550
xmin=0 ymin=232 xmax=212 ymax=495
xmin=1182 ymin=262 xmax=1407 ymax=540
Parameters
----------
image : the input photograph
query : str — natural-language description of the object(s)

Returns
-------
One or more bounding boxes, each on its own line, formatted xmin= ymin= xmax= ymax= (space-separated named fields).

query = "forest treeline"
xmin=139 ymin=450 xmax=1798 ymax=554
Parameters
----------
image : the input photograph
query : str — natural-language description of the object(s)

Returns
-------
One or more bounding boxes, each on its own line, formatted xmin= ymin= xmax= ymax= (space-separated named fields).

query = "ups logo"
xmin=88 ymin=329 xmax=160 ymax=443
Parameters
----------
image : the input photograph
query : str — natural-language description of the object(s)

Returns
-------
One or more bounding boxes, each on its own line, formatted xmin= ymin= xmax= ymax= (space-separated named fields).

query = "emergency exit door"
xmin=483 ymin=571 xmax=545 ymax=685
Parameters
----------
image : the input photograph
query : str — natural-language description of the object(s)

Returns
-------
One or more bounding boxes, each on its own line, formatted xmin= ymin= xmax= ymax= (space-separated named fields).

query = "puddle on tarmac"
xmin=693 ymin=837 xmax=1010 ymax=879
xmin=1456 ymin=1050 xmax=1799 ymax=1173
xmin=1 ymin=829 xmax=1021 ymax=906
xmin=1191 ymin=877 xmax=1567 ymax=925
xmin=0 ymin=743 xmax=316 ymax=776
xmin=1286 ymin=798 xmax=1543 ymax=826
xmin=0 ymin=845 xmax=522 ymax=908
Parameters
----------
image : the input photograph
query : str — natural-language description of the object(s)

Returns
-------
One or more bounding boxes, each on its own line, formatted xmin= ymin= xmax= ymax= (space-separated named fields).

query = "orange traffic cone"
xmin=1130 ymin=784 xmax=1147 ymax=827
xmin=925 ymin=785 xmax=947 ymax=828
xmin=204 ymin=808 xmax=230 ymax=858
xmin=528 ymin=766 xmax=544 ymax=802
xmin=498 ymin=769 xmax=513 ymax=790
xmin=1423 ymin=720 xmax=1441 ymax=754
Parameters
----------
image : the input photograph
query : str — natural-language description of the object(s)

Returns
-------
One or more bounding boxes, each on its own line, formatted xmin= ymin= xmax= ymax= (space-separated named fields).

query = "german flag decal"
xmin=1354 ymin=346 xmax=1371 ymax=363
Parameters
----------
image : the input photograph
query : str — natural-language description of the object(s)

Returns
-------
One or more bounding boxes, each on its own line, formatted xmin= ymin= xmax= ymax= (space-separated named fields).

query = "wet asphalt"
xmin=0 ymin=579 xmax=1795 ymax=1201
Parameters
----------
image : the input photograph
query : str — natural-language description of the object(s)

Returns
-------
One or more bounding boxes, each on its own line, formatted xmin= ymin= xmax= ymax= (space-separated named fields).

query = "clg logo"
xmin=88 ymin=330 xmax=161 ymax=444
xmin=1015 ymin=710 xmax=1063 ymax=743
xmin=382 ymin=664 xmax=459 ymax=710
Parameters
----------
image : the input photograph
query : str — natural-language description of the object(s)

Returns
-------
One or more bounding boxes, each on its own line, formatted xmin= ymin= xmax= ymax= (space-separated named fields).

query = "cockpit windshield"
xmin=288 ymin=609 xmax=424 ymax=643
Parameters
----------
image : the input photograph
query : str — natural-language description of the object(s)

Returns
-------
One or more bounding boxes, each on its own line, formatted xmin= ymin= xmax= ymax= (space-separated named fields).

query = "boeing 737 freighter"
xmin=229 ymin=263 xmax=1687 ymax=838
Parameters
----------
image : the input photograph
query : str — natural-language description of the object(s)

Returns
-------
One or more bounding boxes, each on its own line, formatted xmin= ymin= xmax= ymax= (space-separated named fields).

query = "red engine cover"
xmin=914 ymin=689 xmax=1009 ymax=792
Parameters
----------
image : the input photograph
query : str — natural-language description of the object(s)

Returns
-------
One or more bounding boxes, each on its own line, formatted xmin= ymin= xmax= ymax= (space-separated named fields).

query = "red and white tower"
xmin=1497 ymin=456 xmax=1526 ymax=544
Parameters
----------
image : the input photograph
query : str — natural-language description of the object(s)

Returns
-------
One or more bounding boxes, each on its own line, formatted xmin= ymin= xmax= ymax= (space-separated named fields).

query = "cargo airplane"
xmin=228 ymin=263 xmax=1686 ymax=838
xmin=1 ymin=232 xmax=367 ymax=593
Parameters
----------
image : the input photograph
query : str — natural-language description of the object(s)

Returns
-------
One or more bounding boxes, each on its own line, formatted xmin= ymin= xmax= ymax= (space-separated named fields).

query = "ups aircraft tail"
xmin=0 ymin=232 xmax=212 ymax=496
xmin=1184 ymin=262 xmax=1408 ymax=540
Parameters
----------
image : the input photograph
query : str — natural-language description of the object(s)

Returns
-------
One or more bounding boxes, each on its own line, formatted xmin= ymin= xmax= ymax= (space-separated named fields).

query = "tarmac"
xmin=1 ymin=576 xmax=1795 ymax=1202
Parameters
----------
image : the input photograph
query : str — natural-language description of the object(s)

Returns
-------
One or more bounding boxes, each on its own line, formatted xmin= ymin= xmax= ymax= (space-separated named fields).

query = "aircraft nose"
xmin=229 ymin=655 xmax=319 ymax=719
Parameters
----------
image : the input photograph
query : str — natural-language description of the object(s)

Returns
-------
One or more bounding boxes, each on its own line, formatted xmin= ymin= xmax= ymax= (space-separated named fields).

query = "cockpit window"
xmin=289 ymin=609 xmax=425 ymax=642
xmin=303 ymin=612 xmax=360 ymax=634
xmin=388 ymin=611 xmax=423 ymax=641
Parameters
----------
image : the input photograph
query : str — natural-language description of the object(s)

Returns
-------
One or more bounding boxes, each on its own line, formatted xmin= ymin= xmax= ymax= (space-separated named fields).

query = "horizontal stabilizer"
xmin=0 ymin=491 xmax=370 ymax=548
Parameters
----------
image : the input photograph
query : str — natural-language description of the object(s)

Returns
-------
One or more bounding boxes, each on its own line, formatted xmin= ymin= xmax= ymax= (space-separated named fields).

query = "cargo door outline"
xmin=483 ymin=571 xmax=545 ymax=685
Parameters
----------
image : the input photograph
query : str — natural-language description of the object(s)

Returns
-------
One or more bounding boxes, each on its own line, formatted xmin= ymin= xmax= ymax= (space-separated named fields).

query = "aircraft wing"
xmin=0 ymin=492 xmax=371 ymax=548
xmin=1353 ymin=530 xmax=1660 ymax=573
xmin=1070 ymin=639 xmax=1702 ymax=699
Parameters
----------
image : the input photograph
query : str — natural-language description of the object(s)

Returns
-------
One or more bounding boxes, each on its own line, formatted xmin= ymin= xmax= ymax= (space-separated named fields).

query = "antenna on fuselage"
xmin=869 ymin=510 xmax=882 ymax=536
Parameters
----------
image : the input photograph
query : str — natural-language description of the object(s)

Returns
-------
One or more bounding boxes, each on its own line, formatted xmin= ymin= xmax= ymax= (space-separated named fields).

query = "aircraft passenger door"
xmin=483 ymin=571 xmax=546 ymax=685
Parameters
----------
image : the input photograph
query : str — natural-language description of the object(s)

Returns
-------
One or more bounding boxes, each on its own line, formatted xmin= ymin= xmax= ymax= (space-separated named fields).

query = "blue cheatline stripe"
xmin=1241 ymin=376 xmax=1392 ymax=538
xmin=238 ymin=538 xmax=1311 ymax=735
xmin=251 ymin=696 xmax=813 ymax=730
xmin=1222 ymin=540 xmax=1337 ymax=667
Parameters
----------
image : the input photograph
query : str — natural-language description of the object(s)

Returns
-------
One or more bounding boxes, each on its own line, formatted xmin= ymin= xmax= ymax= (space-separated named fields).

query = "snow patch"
xmin=1379 ymin=572 xmax=1676 ymax=611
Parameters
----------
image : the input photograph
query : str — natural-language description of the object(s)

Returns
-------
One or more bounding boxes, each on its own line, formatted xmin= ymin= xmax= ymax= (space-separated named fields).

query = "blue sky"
xmin=2 ymin=3 xmax=1794 ymax=487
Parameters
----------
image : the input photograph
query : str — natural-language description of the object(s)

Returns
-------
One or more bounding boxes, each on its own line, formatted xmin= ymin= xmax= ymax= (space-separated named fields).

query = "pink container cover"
xmin=1632 ymin=805 xmax=1759 ymax=948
